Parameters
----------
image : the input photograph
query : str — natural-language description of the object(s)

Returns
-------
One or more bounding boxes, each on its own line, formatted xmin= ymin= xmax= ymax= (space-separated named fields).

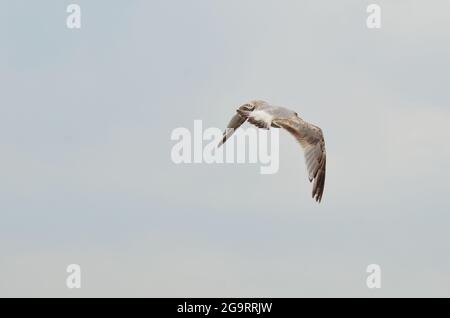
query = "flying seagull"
xmin=218 ymin=100 xmax=326 ymax=203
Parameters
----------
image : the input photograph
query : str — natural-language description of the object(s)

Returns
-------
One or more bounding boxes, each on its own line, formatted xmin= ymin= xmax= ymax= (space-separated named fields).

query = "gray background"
xmin=1 ymin=0 xmax=449 ymax=297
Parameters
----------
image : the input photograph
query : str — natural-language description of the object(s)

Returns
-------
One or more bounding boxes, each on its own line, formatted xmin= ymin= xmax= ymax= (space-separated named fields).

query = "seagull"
xmin=218 ymin=100 xmax=326 ymax=202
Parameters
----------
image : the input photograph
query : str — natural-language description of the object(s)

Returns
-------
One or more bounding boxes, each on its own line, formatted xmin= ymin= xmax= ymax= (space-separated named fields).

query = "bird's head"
xmin=240 ymin=103 xmax=255 ymax=111
xmin=248 ymin=100 xmax=269 ymax=108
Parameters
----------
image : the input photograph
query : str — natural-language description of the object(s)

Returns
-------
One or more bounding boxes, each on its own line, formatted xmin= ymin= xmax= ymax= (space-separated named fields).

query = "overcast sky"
xmin=1 ymin=0 xmax=450 ymax=297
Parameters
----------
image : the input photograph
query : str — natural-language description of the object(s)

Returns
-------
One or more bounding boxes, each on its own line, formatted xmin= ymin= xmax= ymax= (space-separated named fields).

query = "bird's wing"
xmin=218 ymin=112 xmax=247 ymax=147
xmin=273 ymin=117 xmax=326 ymax=203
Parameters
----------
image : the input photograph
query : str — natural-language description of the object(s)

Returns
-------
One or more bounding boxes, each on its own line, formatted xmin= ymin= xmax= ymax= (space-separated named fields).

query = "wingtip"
xmin=312 ymin=190 xmax=323 ymax=203
xmin=217 ymin=135 xmax=227 ymax=148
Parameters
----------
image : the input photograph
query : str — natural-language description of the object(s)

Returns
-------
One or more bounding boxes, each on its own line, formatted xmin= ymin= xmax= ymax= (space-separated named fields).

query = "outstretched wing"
xmin=218 ymin=112 xmax=247 ymax=147
xmin=273 ymin=117 xmax=326 ymax=203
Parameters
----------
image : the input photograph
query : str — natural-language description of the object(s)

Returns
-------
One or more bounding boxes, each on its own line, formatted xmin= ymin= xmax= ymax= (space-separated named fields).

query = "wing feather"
xmin=273 ymin=117 xmax=327 ymax=202
xmin=218 ymin=112 xmax=246 ymax=147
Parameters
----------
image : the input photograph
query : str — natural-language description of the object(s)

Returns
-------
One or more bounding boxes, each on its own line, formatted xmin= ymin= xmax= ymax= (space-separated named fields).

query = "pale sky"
xmin=1 ymin=0 xmax=450 ymax=297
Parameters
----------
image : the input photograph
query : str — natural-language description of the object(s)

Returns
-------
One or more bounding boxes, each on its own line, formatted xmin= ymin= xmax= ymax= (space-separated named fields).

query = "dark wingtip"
xmin=217 ymin=138 xmax=225 ymax=148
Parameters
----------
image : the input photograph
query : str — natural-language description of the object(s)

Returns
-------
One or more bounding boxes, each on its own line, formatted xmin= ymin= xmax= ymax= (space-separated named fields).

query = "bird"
xmin=218 ymin=100 xmax=326 ymax=202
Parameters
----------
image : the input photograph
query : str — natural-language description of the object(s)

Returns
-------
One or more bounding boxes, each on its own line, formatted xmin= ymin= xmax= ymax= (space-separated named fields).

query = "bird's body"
xmin=219 ymin=100 xmax=327 ymax=203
